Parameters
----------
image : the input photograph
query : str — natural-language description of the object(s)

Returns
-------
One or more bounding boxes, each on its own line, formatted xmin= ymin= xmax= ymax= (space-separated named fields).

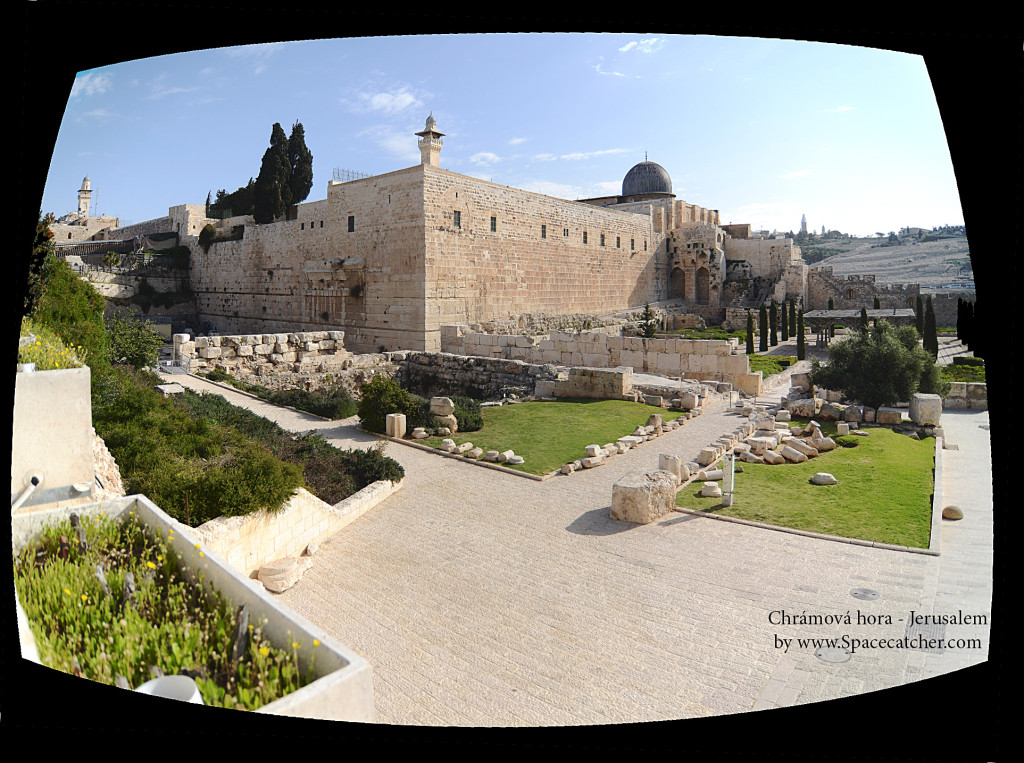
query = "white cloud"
xmin=518 ymin=179 xmax=585 ymax=199
xmin=779 ymin=169 xmax=812 ymax=179
xmin=508 ymin=137 xmax=527 ymax=145
xmin=71 ymin=72 xmax=112 ymax=98
xmin=222 ymin=42 xmax=284 ymax=75
xmin=619 ymin=38 xmax=664 ymax=54
xmin=470 ymin=152 xmax=501 ymax=166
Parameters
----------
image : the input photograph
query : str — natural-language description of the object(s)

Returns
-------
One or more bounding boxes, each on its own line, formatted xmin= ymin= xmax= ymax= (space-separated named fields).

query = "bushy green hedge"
xmin=92 ymin=367 xmax=303 ymax=526
xmin=452 ymin=395 xmax=483 ymax=432
xmin=29 ymin=254 xmax=109 ymax=371
xmin=173 ymin=389 xmax=404 ymax=505
xmin=202 ymin=370 xmax=357 ymax=420
xmin=358 ymin=375 xmax=430 ymax=434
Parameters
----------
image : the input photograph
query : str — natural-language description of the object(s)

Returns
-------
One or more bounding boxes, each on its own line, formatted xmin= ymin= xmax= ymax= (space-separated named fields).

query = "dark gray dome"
xmin=622 ymin=161 xmax=673 ymax=197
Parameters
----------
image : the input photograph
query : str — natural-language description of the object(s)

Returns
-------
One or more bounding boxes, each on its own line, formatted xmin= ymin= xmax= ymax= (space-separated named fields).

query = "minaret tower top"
xmin=77 ymin=176 xmax=93 ymax=216
xmin=415 ymin=113 xmax=445 ymax=167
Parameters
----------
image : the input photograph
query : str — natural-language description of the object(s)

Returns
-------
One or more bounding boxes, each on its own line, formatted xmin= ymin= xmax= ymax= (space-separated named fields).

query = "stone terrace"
xmin=161 ymin=371 xmax=992 ymax=727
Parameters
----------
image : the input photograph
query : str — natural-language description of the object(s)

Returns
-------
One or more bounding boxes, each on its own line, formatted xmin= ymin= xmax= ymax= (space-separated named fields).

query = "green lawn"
xmin=676 ymin=420 xmax=935 ymax=548
xmin=419 ymin=398 xmax=686 ymax=476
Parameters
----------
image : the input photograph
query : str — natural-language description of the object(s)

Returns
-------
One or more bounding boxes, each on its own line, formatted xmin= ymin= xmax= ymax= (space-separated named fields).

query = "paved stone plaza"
xmin=162 ymin=372 xmax=994 ymax=727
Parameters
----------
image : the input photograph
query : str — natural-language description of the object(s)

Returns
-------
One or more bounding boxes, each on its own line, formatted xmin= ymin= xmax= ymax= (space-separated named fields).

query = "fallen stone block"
xmin=780 ymin=445 xmax=809 ymax=463
xmin=610 ymin=469 xmax=678 ymax=524
xmin=813 ymin=437 xmax=837 ymax=452
xmin=585 ymin=444 xmax=603 ymax=457
xmin=783 ymin=438 xmax=819 ymax=458
xmin=430 ymin=397 xmax=455 ymax=416
xmin=658 ymin=453 xmax=683 ymax=483
xmin=762 ymin=450 xmax=786 ymax=465
xmin=258 ymin=557 xmax=313 ymax=593
xmin=561 ymin=462 xmax=578 ymax=474
xmin=700 ymin=481 xmax=723 ymax=498
xmin=810 ymin=472 xmax=839 ymax=485
xmin=910 ymin=393 xmax=942 ymax=426
xmin=411 ymin=428 xmax=430 ymax=439
xmin=739 ymin=450 xmax=764 ymax=464
xmin=697 ymin=447 xmax=719 ymax=467
xmin=467 ymin=447 xmax=484 ymax=459
xmin=507 ymin=455 xmax=525 ymax=464
xmin=483 ymin=450 xmax=500 ymax=462
xmin=698 ymin=468 xmax=724 ymax=481
xmin=455 ymin=442 xmax=474 ymax=454
xmin=386 ymin=413 xmax=407 ymax=439
xmin=836 ymin=422 xmax=850 ymax=436
xmin=581 ymin=455 xmax=605 ymax=468
xmin=497 ymin=450 xmax=515 ymax=462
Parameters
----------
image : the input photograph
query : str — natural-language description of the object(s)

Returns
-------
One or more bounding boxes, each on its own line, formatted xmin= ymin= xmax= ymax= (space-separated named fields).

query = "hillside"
xmin=801 ymin=234 xmax=972 ymax=289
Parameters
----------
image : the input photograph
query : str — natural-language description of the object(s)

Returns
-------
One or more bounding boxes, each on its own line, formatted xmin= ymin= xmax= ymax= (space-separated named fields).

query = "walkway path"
xmin=159 ymin=371 xmax=993 ymax=727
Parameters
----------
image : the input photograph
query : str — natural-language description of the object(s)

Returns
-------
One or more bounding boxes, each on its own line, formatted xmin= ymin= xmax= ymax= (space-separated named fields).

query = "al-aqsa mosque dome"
xmin=621 ymin=159 xmax=674 ymax=200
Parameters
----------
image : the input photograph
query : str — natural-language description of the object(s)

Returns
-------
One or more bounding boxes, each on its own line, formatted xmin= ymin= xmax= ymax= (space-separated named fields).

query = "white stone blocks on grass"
xmin=910 ymin=393 xmax=942 ymax=426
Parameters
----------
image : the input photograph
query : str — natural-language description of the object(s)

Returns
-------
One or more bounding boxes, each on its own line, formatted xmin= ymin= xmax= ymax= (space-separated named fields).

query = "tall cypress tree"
xmin=916 ymin=294 xmax=925 ymax=336
xmin=769 ymin=300 xmax=779 ymax=346
xmin=873 ymin=296 xmax=881 ymax=309
xmin=253 ymin=123 xmax=292 ymax=224
xmin=860 ymin=306 xmax=870 ymax=333
xmin=758 ymin=303 xmax=768 ymax=352
xmin=781 ymin=300 xmax=789 ymax=341
xmin=287 ymin=121 xmax=314 ymax=204
xmin=746 ymin=310 xmax=755 ymax=354
xmin=789 ymin=299 xmax=797 ymax=340
xmin=797 ymin=309 xmax=806 ymax=360
xmin=923 ymin=296 xmax=938 ymax=356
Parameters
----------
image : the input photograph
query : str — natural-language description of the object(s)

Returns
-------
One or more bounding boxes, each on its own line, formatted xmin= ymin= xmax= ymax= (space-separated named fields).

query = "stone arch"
xmin=670 ymin=267 xmax=686 ymax=299
xmin=696 ymin=266 xmax=710 ymax=305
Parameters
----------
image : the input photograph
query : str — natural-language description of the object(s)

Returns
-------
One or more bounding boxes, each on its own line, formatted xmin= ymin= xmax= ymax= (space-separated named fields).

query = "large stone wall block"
xmin=909 ymin=393 xmax=942 ymax=426
xmin=610 ymin=469 xmax=678 ymax=524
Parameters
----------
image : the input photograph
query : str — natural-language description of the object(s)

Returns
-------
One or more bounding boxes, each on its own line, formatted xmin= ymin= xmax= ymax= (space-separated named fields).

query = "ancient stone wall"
xmin=399 ymin=351 xmax=559 ymax=400
xmin=439 ymin=325 xmax=756 ymax=389
xmin=102 ymin=216 xmax=175 ymax=240
xmin=807 ymin=267 xmax=921 ymax=312
xmin=421 ymin=166 xmax=668 ymax=347
xmin=175 ymin=330 xmax=353 ymax=377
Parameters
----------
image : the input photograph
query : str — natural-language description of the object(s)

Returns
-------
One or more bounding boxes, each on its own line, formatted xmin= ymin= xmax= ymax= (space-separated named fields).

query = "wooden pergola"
xmin=802 ymin=308 xmax=917 ymax=347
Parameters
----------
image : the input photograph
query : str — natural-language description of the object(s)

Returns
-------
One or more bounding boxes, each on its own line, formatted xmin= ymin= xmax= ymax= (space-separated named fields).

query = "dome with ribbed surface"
xmin=622 ymin=161 xmax=673 ymax=197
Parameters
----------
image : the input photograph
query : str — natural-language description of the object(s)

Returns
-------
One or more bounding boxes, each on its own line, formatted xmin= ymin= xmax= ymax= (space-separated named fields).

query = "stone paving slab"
xmin=160 ymin=371 xmax=993 ymax=727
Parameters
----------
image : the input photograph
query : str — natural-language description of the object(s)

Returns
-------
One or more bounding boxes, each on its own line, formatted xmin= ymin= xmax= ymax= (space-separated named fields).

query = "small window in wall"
xmin=490 ymin=216 xmax=497 ymax=232
xmin=600 ymin=233 xmax=606 ymax=246
xmin=630 ymin=238 xmax=634 ymax=250
xmin=454 ymin=211 xmax=461 ymax=228
xmin=541 ymin=224 xmax=547 ymax=239
xmin=616 ymin=236 xmax=621 ymax=248
xmin=563 ymin=228 xmax=569 ymax=237
xmin=644 ymin=240 xmax=647 ymax=251
xmin=348 ymin=216 xmax=355 ymax=232
xmin=583 ymin=231 xmax=588 ymax=244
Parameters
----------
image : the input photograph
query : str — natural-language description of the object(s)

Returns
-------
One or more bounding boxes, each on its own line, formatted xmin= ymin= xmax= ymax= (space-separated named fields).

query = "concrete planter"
xmin=12 ymin=494 xmax=374 ymax=722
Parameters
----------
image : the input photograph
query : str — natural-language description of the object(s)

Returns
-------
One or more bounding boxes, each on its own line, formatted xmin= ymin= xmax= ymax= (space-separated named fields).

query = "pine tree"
xmin=758 ymin=304 xmax=768 ymax=352
xmin=746 ymin=310 xmax=755 ymax=354
xmin=797 ymin=309 xmax=806 ymax=360
xmin=639 ymin=302 xmax=657 ymax=338
xmin=287 ymin=121 xmax=314 ymax=205
xmin=253 ymin=123 xmax=292 ymax=224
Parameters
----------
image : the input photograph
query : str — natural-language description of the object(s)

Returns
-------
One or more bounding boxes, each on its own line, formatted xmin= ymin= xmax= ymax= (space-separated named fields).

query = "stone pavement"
xmin=159 ymin=371 xmax=993 ymax=727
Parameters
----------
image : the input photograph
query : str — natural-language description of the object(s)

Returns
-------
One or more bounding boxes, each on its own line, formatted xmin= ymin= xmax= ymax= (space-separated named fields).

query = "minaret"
xmin=800 ymin=214 xmax=807 ymax=235
xmin=77 ymin=176 xmax=92 ymax=217
xmin=415 ymin=113 xmax=445 ymax=167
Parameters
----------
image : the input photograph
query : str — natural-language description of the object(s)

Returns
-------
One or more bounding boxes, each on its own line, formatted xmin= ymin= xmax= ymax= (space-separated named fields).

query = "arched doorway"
xmin=696 ymin=266 xmax=710 ymax=305
xmin=670 ymin=267 xmax=686 ymax=299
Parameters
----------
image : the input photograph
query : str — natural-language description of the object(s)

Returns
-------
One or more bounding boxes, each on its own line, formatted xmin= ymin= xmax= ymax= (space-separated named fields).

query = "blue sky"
xmin=41 ymin=33 xmax=965 ymax=237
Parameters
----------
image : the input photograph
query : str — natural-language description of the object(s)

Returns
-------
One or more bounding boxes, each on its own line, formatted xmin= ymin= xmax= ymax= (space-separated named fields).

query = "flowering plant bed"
xmin=14 ymin=511 xmax=314 ymax=709
xmin=12 ymin=496 xmax=374 ymax=720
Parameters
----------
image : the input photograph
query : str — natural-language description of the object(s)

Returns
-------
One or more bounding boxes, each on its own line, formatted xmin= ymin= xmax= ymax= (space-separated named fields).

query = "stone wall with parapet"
xmin=941 ymin=382 xmax=987 ymax=410
xmin=439 ymin=325 xmax=760 ymax=394
xmin=398 ymin=351 xmax=560 ymax=400
xmin=191 ymin=480 xmax=402 ymax=576
xmin=174 ymin=330 xmax=353 ymax=377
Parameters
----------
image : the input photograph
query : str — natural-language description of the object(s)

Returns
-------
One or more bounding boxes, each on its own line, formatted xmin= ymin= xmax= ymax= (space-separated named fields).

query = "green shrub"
xmin=30 ymin=255 xmax=108 ymax=370
xmin=106 ymin=309 xmax=164 ymax=370
xmin=357 ymin=375 xmax=423 ymax=434
xmin=198 ymin=224 xmax=217 ymax=253
xmin=452 ymin=395 xmax=483 ymax=432
xmin=92 ymin=367 xmax=303 ymax=526
xmin=952 ymin=356 xmax=985 ymax=367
